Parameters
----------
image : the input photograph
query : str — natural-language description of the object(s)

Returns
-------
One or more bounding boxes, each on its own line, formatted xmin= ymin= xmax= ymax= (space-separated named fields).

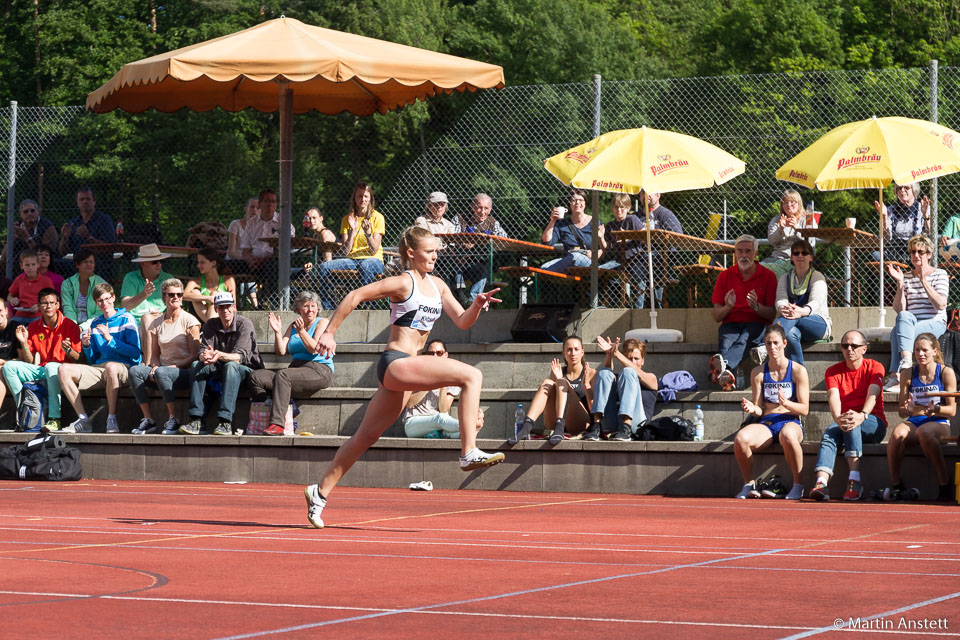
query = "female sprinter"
xmin=733 ymin=324 xmax=810 ymax=500
xmin=509 ymin=335 xmax=595 ymax=445
xmin=885 ymin=333 xmax=957 ymax=501
xmin=304 ymin=226 xmax=503 ymax=528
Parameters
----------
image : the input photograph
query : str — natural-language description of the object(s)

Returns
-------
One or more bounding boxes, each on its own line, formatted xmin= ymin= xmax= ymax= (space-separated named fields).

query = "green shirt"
xmin=942 ymin=215 xmax=960 ymax=240
xmin=120 ymin=269 xmax=174 ymax=321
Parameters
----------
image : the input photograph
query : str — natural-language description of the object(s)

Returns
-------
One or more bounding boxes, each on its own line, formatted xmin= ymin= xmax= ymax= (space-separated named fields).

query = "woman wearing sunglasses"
xmin=873 ymin=182 xmax=930 ymax=263
xmin=883 ymin=234 xmax=949 ymax=391
xmin=401 ymin=339 xmax=484 ymax=438
xmin=128 ymin=278 xmax=201 ymax=435
xmin=773 ymin=239 xmax=831 ymax=365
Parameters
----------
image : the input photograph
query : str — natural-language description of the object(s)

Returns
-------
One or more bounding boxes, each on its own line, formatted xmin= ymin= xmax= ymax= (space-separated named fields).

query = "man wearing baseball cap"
xmin=180 ymin=291 xmax=263 ymax=436
xmin=415 ymin=191 xmax=457 ymax=288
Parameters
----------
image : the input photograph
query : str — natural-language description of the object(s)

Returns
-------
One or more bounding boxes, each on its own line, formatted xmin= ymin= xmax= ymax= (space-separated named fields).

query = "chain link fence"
xmin=4 ymin=65 xmax=960 ymax=313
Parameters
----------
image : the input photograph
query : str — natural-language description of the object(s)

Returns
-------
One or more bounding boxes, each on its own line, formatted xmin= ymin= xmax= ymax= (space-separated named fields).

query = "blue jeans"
xmin=592 ymin=367 xmax=646 ymax=431
xmin=815 ymin=414 xmax=887 ymax=477
xmin=717 ymin=321 xmax=766 ymax=370
xmin=541 ymin=251 xmax=591 ymax=274
xmin=317 ymin=257 xmax=384 ymax=309
xmin=889 ymin=311 xmax=946 ymax=370
xmin=188 ymin=360 xmax=253 ymax=422
xmin=775 ymin=315 xmax=828 ymax=365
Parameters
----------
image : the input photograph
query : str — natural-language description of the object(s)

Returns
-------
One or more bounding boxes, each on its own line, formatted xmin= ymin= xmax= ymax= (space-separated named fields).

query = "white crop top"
xmin=390 ymin=271 xmax=442 ymax=331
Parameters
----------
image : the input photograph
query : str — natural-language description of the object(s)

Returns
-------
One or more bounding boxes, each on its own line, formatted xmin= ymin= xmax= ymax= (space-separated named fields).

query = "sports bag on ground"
xmin=0 ymin=434 xmax=82 ymax=481
xmin=634 ymin=416 xmax=695 ymax=441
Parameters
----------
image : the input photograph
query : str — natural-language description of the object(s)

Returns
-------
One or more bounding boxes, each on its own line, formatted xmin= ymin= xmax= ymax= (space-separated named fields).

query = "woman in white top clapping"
xmin=884 ymin=234 xmax=949 ymax=390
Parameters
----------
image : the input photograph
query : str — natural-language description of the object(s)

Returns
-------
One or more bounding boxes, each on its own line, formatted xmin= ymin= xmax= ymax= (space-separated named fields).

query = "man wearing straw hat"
xmin=121 ymin=243 xmax=174 ymax=340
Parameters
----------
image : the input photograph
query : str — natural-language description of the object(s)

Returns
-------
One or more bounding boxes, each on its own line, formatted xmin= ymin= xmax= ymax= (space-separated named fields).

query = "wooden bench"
xmin=672 ymin=263 xmax=723 ymax=308
xmin=499 ymin=266 xmax=579 ymax=303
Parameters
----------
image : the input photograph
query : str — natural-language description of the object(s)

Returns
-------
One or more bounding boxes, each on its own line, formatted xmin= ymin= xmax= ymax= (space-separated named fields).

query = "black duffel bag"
xmin=0 ymin=434 xmax=82 ymax=481
xmin=634 ymin=416 xmax=696 ymax=441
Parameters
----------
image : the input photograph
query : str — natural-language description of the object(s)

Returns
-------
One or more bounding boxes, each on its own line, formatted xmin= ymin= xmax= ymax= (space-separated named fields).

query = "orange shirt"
xmin=9 ymin=273 xmax=54 ymax=318
xmin=27 ymin=312 xmax=81 ymax=365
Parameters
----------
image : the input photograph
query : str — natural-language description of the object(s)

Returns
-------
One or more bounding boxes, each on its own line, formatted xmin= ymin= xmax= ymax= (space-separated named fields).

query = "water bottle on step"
xmin=514 ymin=404 xmax=524 ymax=439
xmin=693 ymin=404 xmax=704 ymax=441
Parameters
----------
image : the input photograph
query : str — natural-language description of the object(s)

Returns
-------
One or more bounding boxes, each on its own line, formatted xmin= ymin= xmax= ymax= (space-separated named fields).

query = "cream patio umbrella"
xmin=545 ymin=126 xmax=746 ymax=340
xmin=775 ymin=116 xmax=960 ymax=332
xmin=86 ymin=16 xmax=505 ymax=308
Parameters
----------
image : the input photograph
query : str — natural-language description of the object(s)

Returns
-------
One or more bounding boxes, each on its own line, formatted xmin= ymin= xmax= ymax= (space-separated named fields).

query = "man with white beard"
xmin=709 ymin=235 xmax=777 ymax=390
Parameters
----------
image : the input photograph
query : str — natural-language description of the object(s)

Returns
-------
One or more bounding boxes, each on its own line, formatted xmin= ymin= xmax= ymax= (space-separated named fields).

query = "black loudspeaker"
xmin=511 ymin=304 xmax=579 ymax=343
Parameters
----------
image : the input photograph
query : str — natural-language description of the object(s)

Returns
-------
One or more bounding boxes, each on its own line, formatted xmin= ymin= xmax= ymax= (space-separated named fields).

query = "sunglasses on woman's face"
xmin=792 ymin=251 xmax=810 ymax=256
xmin=424 ymin=349 xmax=445 ymax=356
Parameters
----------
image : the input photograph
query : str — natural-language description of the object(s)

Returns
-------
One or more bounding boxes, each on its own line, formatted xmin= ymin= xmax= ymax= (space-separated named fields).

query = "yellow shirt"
xmin=341 ymin=210 xmax=385 ymax=260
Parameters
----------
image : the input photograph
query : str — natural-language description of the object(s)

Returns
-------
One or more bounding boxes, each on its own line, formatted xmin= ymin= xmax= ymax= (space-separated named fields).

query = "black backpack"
xmin=635 ymin=416 xmax=696 ymax=441
xmin=0 ymin=434 xmax=82 ymax=481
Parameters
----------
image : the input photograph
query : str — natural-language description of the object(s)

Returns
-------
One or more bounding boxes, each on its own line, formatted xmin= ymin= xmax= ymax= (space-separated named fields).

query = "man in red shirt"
xmin=809 ymin=329 xmax=886 ymax=502
xmin=710 ymin=235 xmax=777 ymax=389
xmin=0 ymin=288 xmax=81 ymax=431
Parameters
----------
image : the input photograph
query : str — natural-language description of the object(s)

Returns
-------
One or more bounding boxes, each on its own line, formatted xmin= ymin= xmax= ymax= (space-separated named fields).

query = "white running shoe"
xmin=62 ymin=417 xmax=92 ymax=434
xmin=882 ymin=373 xmax=901 ymax=392
xmin=708 ymin=353 xmax=727 ymax=384
xmin=750 ymin=345 xmax=767 ymax=365
xmin=736 ymin=482 xmax=761 ymax=499
xmin=459 ymin=448 xmax=505 ymax=471
xmin=304 ymin=484 xmax=326 ymax=529
xmin=785 ymin=484 xmax=805 ymax=500
xmin=899 ymin=355 xmax=914 ymax=371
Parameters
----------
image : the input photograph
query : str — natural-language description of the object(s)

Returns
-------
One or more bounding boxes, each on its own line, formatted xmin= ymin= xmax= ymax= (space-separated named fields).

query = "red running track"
xmin=1 ymin=479 xmax=958 ymax=639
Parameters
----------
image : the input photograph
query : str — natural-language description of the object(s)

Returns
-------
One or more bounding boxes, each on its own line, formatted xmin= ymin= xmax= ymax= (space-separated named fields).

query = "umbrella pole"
xmin=645 ymin=196 xmax=657 ymax=329
xmin=877 ymin=186 xmax=885 ymax=328
xmin=278 ymin=84 xmax=293 ymax=311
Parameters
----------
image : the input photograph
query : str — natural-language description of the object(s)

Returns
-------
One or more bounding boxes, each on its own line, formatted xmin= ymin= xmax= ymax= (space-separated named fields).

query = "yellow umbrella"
xmin=86 ymin=16 xmax=504 ymax=308
xmin=544 ymin=127 xmax=746 ymax=334
xmin=775 ymin=116 xmax=960 ymax=190
xmin=545 ymin=126 xmax=745 ymax=195
xmin=776 ymin=116 xmax=960 ymax=328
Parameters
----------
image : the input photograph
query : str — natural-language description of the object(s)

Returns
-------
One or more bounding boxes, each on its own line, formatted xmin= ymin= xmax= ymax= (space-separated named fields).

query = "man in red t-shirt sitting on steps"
xmin=710 ymin=235 xmax=777 ymax=390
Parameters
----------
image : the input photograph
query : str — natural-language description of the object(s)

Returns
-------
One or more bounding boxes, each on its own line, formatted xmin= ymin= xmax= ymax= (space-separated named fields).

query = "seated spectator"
xmin=451 ymin=193 xmax=507 ymax=303
xmin=401 ymin=340 xmax=478 ymax=438
xmin=121 ymin=243 xmax=174 ymax=340
xmin=510 ymin=336 xmax=595 ymax=445
xmin=774 ymin=239 xmax=831 ymax=365
xmin=809 ymin=330 xmax=886 ymax=502
xmin=635 ymin=190 xmax=683 ymax=308
xmin=873 ymin=182 xmax=930 ymax=263
xmin=415 ymin=192 xmax=457 ymax=289
xmin=61 ymin=249 xmax=108 ymax=332
xmin=58 ymin=283 xmax=141 ymax=434
xmin=0 ymin=303 xmax=23 ymax=412
xmin=227 ymin=197 xmax=259 ymax=262
xmin=883 ymin=234 xmax=948 ymax=390
xmin=180 ymin=292 xmax=263 ymax=436
xmin=1 ymin=288 xmax=81 ymax=431
xmin=541 ymin=189 xmax=606 ymax=275
xmin=762 ymin=190 xmax=810 ymax=278
xmin=709 ymin=235 xmax=777 ymax=389
xmin=58 ymin=186 xmax=116 ymax=259
xmin=885 ymin=333 xmax=957 ymax=502
xmin=249 ymin=291 xmax=333 ymax=436
xmin=240 ymin=189 xmax=295 ymax=297
xmin=589 ymin=336 xmax=658 ymax=442
xmin=734 ymin=325 xmax=810 ymax=500
xmin=599 ymin=193 xmax=644 ymax=307
xmin=0 ymin=199 xmax=59 ymax=264
xmin=316 ymin=183 xmax=385 ymax=310
xmin=36 ymin=245 xmax=63 ymax=295
xmin=183 ymin=249 xmax=237 ymax=322
xmin=7 ymin=249 xmax=54 ymax=326
xmin=302 ymin=206 xmax=338 ymax=261
xmin=129 ymin=279 xmax=201 ymax=435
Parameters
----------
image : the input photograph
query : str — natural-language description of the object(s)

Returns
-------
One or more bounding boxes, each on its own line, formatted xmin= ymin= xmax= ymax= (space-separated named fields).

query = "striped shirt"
xmin=903 ymin=268 xmax=949 ymax=323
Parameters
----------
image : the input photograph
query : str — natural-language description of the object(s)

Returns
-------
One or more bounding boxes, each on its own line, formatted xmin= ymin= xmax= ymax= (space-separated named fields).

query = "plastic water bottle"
xmin=693 ymin=405 xmax=705 ymax=441
xmin=514 ymin=404 xmax=525 ymax=438
xmin=115 ymin=220 xmax=124 ymax=240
